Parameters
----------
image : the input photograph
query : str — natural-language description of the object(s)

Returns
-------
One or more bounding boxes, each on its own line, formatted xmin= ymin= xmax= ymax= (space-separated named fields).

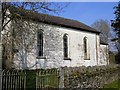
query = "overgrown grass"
xmin=26 ymin=70 xmax=36 ymax=89
xmin=102 ymin=79 xmax=120 ymax=90
xmin=26 ymin=69 xmax=59 ymax=89
xmin=39 ymin=74 xmax=59 ymax=88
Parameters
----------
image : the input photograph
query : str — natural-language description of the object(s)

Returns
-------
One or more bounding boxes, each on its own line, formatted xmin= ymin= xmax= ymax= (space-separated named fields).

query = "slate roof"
xmin=9 ymin=6 xmax=100 ymax=34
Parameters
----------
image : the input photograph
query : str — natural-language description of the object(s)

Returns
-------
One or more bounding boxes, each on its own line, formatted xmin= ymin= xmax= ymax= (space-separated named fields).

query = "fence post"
xmin=0 ymin=70 xmax=2 ymax=90
xmin=59 ymin=67 xmax=64 ymax=89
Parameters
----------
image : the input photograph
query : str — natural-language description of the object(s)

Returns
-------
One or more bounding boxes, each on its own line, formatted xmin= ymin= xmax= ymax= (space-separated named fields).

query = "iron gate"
xmin=36 ymin=69 xmax=60 ymax=90
xmin=1 ymin=69 xmax=61 ymax=90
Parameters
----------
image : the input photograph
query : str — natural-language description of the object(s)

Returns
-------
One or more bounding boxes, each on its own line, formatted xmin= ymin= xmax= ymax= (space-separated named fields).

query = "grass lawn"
xmin=102 ymin=79 xmax=120 ymax=90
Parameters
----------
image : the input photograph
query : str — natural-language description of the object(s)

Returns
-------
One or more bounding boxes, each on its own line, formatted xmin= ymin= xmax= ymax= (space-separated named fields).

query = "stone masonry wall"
xmin=62 ymin=65 xmax=119 ymax=89
xmin=13 ymin=21 xmax=103 ymax=69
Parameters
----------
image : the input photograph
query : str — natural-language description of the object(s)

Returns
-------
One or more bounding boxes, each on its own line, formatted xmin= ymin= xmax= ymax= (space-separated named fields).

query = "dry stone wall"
xmin=62 ymin=65 xmax=119 ymax=89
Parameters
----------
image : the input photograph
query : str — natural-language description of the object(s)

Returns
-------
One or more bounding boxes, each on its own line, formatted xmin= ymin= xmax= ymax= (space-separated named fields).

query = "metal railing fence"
xmin=36 ymin=69 xmax=60 ymax=90
xmin=1 ymin=70 xmax=26 ymax=90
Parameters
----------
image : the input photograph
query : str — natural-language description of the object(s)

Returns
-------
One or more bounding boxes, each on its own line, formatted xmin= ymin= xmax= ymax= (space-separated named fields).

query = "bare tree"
xmin=0 ymin=3 xmax=2 ymax=89
xmin=1 ymin=2 xmax=69 ymax=69
xmin=2 ymin=2 xmax=69 ymax=31
xmin=91 ymin=19 xmax=110 ymax=43
xmin=0 ymin=2 xmax=2 ymax=70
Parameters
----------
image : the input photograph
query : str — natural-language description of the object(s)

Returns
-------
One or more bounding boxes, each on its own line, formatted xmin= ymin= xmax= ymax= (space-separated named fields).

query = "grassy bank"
xmin=102 ymin=79 xmax=120 ymax=90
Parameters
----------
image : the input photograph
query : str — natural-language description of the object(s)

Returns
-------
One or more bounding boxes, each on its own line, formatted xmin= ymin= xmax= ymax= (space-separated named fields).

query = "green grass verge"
xmin=102 ymin=79 xmax=120 ymax=90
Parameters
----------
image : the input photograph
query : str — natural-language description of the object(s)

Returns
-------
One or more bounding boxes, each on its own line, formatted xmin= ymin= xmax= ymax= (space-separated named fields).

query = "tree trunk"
xmin=0 ymin=2 xmax=2 ymax=90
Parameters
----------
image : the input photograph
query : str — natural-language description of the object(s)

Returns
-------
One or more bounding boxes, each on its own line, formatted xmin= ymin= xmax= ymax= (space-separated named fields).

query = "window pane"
xmin=37 ymin=31 xmax=43 ymax=57
xmin=84 ymin=38 xmax=87 ymax=53
xmin=84 ymin=37 xmax=89 ymax=59
xmin=63 ymin=34 xmax=68 ymax=58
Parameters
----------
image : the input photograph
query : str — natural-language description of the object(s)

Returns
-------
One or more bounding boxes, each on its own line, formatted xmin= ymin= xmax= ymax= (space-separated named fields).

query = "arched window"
xmin=63 ymin=34 xmax=68 ymax=58
xmin=84 ymin=37 xmax=87 ymax=54
xmin=37 ymin=30 xmax=43 ymax=57
xmin=83 ymin=37 xmax=90 ymax=59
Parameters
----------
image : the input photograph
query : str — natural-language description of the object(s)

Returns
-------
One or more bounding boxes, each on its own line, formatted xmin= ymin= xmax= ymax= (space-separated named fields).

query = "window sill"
xmin=64 ymin=58 xmax=71 ymax=60
xmin=36 ymin=56 xmax=46 ymax=59
xmin=84 ymin=58 xmax=90 ymax=60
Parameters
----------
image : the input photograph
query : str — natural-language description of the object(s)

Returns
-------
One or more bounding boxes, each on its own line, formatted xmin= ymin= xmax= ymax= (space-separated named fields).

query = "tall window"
xmin=84 ymin=37 xmax=87 ymax=54
xmin=37 ymin=30 xmax=43 ymax=57
xmin=83 ymin=37 xmax=90 ymax=59
xmin=63 ymin=34 xmax=68 ymax=58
